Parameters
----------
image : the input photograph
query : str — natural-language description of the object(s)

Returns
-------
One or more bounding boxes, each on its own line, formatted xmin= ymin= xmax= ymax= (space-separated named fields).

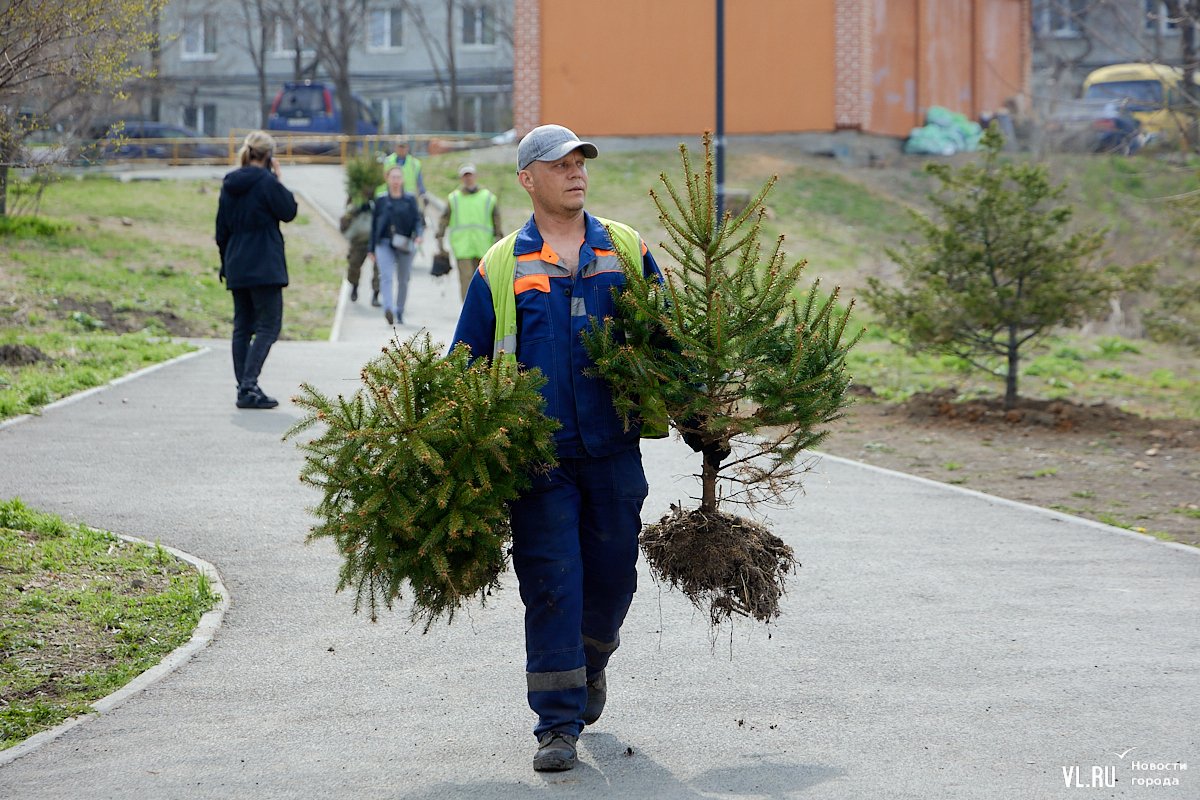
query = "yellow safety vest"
xmin=479 ymin=218 xmax=667 ymax=438
xmin=447 ymin=188 xmax=497 ymax=260
xmin=376 ymin=153 xmax=421 ymax=197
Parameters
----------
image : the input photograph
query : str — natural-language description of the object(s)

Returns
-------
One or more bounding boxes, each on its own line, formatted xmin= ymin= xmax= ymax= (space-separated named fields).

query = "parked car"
xmin=84 ymin=120 xmax=227 ymax=162
xmin=1082 ymin=63 xmax=1200 ymax=144
xmin=1046 ymin=100 xmax=1143 ymax=155
xmin=267 ymin=81 xmax=379 ymax=136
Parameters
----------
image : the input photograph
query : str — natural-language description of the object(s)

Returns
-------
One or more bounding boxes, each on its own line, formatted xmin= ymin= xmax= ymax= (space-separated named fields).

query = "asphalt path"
xmin=0 ymin=166 xmax=1196 ymax=799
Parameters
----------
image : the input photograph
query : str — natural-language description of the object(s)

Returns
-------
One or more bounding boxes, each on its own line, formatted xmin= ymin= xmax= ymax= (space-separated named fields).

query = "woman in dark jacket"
xmin=368 ymin=165 xmax=423 ymax=325
xmin=215 ymin=130 xmax=298 ymax=409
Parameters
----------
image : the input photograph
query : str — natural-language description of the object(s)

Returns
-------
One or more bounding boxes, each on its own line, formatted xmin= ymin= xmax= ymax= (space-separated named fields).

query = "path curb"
xmin=0 ymin=347 xmax=211 ymax=432
xmin=0 ymin=536 xmax=230 ymax=766
xmin=817 ymin=450 xmax=1200 ymax=555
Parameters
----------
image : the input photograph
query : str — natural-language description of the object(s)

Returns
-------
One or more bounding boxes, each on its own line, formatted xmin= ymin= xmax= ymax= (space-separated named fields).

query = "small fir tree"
xmin=583 ymin=134 xmax=860 ymax=624
xmin=864 ymin=125 xmax=1148 ymax=409
xmin=344 ymin=153 xmax=383 ymax=202
xmin=286 ymin=333 xmax=558 ymax=628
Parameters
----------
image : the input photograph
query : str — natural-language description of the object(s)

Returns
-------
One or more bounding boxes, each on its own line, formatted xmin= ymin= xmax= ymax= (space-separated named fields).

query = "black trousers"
xmin=230 ymin=286 xmax=283 ymax=391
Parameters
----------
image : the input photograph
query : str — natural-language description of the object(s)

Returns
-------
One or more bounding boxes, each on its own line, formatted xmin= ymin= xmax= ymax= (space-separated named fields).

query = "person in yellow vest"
xmin=450 ymin=125 xmax=666 ymax=773
xmin=435 ymin=163 xmax=503 ymax=300
xmin=375 ymin=137 xmax=425 ymax=201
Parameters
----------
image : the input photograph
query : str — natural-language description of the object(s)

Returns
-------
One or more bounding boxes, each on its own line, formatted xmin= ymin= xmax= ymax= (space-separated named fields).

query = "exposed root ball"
xmin=639 ymin=507 xmax=797 ymax=625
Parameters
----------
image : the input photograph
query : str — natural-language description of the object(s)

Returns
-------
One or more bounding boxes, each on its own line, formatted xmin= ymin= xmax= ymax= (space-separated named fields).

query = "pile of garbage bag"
xmin=904 ymin=106 xmax=984 ymax=155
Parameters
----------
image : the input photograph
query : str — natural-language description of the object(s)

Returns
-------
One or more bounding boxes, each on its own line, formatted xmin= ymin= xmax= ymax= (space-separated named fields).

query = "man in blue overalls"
xmin=451 ymin=125 xmax=662 ymax=772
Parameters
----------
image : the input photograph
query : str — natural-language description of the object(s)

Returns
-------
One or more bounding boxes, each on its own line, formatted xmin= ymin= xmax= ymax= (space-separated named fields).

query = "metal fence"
xmin=229 ymin=130 xmax=496 ymax=163
xmin=76 ymin=131 xmax=497 ymax=167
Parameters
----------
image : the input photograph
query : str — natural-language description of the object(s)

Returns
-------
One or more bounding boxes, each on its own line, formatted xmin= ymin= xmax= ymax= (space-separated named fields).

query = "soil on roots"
xmin=640 ymin=506 xmax=797 ymax=625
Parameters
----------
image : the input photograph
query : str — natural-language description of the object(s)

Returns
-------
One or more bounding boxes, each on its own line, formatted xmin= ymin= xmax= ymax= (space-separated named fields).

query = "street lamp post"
xmin=715 ymin=0 xmax=726 ymax=226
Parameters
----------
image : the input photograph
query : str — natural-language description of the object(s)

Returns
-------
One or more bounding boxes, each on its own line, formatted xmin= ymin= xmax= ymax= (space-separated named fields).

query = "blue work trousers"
xmin=509 ymin=447 xmax=648 ymax=738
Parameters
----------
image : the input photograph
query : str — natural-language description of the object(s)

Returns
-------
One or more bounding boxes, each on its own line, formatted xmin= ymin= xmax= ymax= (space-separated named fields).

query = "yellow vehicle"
xmin=1082 ymin=63 xmax=1200 ymax=141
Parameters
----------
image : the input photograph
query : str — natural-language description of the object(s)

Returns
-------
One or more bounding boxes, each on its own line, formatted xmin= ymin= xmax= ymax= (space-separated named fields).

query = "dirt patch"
xmin=54 ymin=298 xmax=199 ymax=337
xmin=896 ymin=387 xmax=1196 ymax=440
xmin=821 ymin=388 xmax=1200 ymax=547
xmin=0 ymin=343 xmax=52 ymax=367
xmin=640 ymin=505 xmax=798 ymax=625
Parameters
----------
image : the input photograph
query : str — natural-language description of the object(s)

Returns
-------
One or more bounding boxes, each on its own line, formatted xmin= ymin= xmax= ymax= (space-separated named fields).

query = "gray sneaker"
xmin=533 ymin=731 xmax=577 ymax=772
xmin=581 ymin=671 xmax=606 ymax=725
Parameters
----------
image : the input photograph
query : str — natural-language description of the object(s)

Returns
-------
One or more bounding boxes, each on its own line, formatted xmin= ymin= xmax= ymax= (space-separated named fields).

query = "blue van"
xmin=267 ymin=81 xmax=379 ymax=135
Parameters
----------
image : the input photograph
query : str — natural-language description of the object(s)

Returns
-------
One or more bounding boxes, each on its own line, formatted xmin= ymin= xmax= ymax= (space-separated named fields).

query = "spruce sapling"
xmin=286 ymin=332 xmax=558 ymax=629
xmin=583 ymin=134 xmax=860 ymax=624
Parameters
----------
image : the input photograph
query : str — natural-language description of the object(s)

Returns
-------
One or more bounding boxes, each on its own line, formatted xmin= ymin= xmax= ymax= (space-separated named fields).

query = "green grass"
xmin=0 ymin=498 xmax=219 ymax=750
xmin=0 ymin=330 xmax=192 ymax=418
xmin=1097 ymin=512 xmax=1134 ymax=530
xmin=0 ymin=176 xmax=343 ymax=418
xmin=846 ymin=329 xmax=1200 ymax=418
xmin=418 ymin=148 xmax=1200 ymax=421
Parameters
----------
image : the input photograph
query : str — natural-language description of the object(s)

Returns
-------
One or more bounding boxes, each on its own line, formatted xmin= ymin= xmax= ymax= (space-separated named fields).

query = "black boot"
xmin=371 ymin=290 xmax=381 ymax=307
xmin=582 ymin=670 xmax=606 ymax=725
xmin=236 ymin=385 xmax=279 ymax=409
xmin=350 ymin=284 xmax=358 ymax=302
xmin=533 ymin=732 xmax=577 ymax=772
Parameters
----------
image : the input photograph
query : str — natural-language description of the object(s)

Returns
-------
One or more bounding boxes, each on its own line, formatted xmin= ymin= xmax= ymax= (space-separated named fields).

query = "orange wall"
xmin=975 ymin=0 xmax=1025 ymax=116
xmin=869 ymin=0 xmax=1026 ymax=137
xmin=921 ymin=0 xmax=975 ymax=115
xmin=539 ymin=0 xmax=835 ymax=136
xmin=871 ymin=0 xmax=920 ymax=137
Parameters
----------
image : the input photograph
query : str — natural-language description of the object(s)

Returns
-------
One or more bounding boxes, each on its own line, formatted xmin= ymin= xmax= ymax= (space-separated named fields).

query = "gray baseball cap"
xmin=517 ymin=124 xmax=598 ymax=172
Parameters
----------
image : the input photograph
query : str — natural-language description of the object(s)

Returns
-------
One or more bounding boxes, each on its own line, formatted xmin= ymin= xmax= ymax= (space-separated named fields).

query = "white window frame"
xmin=1146 ymin=1 xmax=1181 ymax=36
xmin=457 ymin=86 xmax=506 ymax=133
xmin=268 ymin=16 xmax=315 ymax=59
xmin=368 ymin=7 xmax=404 ymax=51
xmin=181 ymin=14 xmax=219 ymax=61
xmin=1034 ymin=0 xmax=1084 ymax=39
xmin=183 ymin=104 xmax=217 ymax=137
xmin=371 ymin=98 xmax=405 ymax=134
xmin=460 ymin=4 xmax=496 ymax=48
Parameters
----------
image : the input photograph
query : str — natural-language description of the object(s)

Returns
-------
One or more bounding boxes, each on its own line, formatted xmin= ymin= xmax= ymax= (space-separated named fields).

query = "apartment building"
xmin=1033 ymin=0 xmax=1196 ymax=111
xmin=134 ymin=0 xmax=513 ymax=136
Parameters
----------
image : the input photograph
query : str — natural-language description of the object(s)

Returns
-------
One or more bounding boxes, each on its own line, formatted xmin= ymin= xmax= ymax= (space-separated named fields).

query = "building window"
xmin=268 ymin=17 xmax=313 ymax=58
xmin=184 ymin=104 xmax=218 ymax=137
xmin=461 ymin=4 xmax=495 ymax=46
xmin=369 ymin=8 xmax=403 ymax=50
xmin=458 ymin=94 xmax=498 ymax=133
xmin=1145 ymin=1 xmax=1181 ymax=36
xmin=182 ymin=15 xmax=218 ymax=59
xmin=370 ymin=98 xmax=405 ymax=134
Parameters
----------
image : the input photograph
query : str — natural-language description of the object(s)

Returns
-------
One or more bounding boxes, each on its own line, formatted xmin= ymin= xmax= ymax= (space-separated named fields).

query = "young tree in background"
xmin=864 ymin=125 xmax=1147 ymax=409
xmin=300 ymin=0 xmax=367 ymax=137
xmin=230 ymin=0 xmax=274 ymax=127
xmin=0 ymin=0 xmax=165 ymax=214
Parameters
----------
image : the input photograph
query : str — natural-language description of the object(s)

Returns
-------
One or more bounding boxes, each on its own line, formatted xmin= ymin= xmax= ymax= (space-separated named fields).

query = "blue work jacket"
xmin=451 ymin=212 xmax=662 ymax=460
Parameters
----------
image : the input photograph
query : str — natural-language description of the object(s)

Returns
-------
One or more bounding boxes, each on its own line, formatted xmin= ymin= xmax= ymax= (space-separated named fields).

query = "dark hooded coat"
xmin=215 ymin=166 xmax=298 ymax=289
